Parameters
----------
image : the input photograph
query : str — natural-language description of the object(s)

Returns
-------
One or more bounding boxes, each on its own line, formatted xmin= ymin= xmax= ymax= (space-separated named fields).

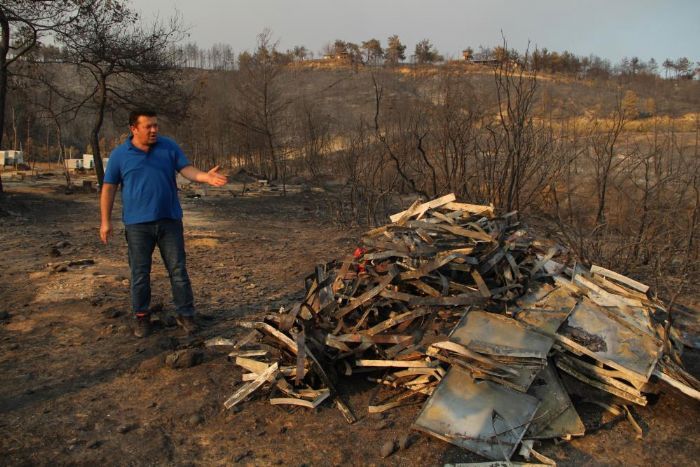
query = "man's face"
xmin=130 ymin=116 xmax=158 ymax=147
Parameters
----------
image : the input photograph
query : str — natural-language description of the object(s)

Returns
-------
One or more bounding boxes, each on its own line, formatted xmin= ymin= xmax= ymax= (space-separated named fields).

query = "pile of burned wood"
xmin=209 ymin=193 xmax=700 ymax=462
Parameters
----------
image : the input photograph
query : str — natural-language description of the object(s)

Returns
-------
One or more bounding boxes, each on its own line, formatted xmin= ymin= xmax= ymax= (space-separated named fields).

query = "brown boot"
xmin=133 ymin=313 xmax=152 ymax=338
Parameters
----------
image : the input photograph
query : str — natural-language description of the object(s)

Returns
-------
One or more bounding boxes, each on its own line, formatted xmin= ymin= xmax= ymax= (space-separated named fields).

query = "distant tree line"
xmin=18 ymin=33 xmax=699 ymax=80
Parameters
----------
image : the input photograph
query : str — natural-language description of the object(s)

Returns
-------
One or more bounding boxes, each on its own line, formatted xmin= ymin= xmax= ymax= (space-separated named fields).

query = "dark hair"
xmin=129 ymin=109 xmax=157 ymax=127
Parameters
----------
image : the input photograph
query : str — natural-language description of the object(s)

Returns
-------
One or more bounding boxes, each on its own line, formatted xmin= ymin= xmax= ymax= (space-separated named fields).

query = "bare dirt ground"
xmin=0 ymin=173 xmax=698 ymax=466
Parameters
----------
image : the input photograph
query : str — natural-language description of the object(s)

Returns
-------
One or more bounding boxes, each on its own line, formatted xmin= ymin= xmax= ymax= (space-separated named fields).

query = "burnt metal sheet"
xmin=525 ymin=365 xmax=585 ymax=439
xmin=557 ymin=298 xmax=663 ymax=383
xmin=413 ymin=367 xmax=540 ymax=461
xmin=448 ymin=311 xmax=554 ymax=392
xmin=606 ymin=304 xmax=657 ymax=338
xmin=497 ymin=364 xmax=546 ymax=394
xmin=450 ymin=311 xmax=554 ymax=361
xmin=515 ymin=283 xmax=556 ymax=309
xmin=515 ymin=286 xmax=578 ymax=335
xmin=672 ymin=303 xmax=700 ymax=349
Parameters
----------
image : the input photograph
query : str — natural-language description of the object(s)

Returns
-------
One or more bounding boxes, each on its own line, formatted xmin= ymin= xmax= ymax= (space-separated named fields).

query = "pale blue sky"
xmin=133 ymin=0 xmax=699 ymax=62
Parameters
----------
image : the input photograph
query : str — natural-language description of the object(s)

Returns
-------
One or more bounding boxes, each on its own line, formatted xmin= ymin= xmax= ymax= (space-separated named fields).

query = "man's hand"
xmin=100 ymin=183 xmax=118 ymax=246
xmin=179 ymin=165 xmax=228 ymax=187
xmin=100 ymin=221 xmax=113 ymax=245
xmin=206 ymin=166 xmax=228 ymax=187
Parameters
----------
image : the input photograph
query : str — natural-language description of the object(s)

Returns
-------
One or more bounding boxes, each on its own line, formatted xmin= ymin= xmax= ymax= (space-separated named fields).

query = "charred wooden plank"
xmin=356 ymin=359 xmax=433 ymax=368
xmin=295 ymin=330 xmax=306 ymax=386
xmin=364 ymin=308 xmax=433 ymax=336
xmin=405 ymin=221 xmax=494 ymax=242
xmin=335 ymin=265 xmax=399 ymax=319
xmin=555 ymin=358 xmax=647 ymax=406
xmin=304 ymin=344 xmax=357 ymax=424
xmin=407 ymin=279 xmax=442 ymax=297
xmin=235 ymin=357 xmax=270 ymax=374
xmin=399 ymin=253 xmax=464 ymax=281
xmin=429 ymin=341 xmax=518 ymax=376
xmin=333 ymin=333 xmax=414 ymax=344
xmin=590 ymin=264 xmax=649 ymax=294
xmin=224 ymin=362 xmax=279 ymax=409
xmin=379 ymin=289 xmax=485 ymax=307
xmin=389 ymin=193 xmax=457 ymax=223
xmin=236 ymin=321 xmax=298 ymax=355
xmin=470 ymin=270 xmax=492 ymax=298
xmin=442 ymin=201 xmax=494 ymax=217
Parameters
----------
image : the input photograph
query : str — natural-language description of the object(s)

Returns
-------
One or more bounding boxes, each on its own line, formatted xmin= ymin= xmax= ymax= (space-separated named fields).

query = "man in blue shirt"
xmin=100 ymin=109 xmax=227 ymax=337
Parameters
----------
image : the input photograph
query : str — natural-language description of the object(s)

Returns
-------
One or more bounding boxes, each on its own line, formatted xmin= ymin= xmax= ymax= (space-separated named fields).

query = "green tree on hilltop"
xmin=361 ymin=39 xmax=383 ymax=65
xmin=385 ymin=35 xmax=406 ymax=65
xmin=414 ymin=39 xmax=442 ymax=64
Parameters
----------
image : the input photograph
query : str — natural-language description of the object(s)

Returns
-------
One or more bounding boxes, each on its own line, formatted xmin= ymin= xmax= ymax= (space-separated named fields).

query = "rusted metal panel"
xmin=558 ymin=298 xmax=663 ymax=383
xmin=413 ymin=367 xmax=540 ymax=461
xmin=526 ymin=365 xmax=585 ymax=439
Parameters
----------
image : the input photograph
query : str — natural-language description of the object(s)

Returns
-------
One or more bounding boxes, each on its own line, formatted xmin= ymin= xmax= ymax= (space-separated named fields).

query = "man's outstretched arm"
xmin=100 ymin=183 xmax=118 ymax=244
xmin=179 ymin=165 xmax=228 ymax=187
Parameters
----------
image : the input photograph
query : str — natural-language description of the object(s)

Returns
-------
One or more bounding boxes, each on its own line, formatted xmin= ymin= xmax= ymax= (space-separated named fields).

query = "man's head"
xmin=129 ymin=109 xmax=158 ymax=148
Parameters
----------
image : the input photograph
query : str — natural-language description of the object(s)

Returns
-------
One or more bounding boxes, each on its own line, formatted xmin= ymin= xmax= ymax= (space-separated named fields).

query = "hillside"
xmin=6 ymin=62 xmax=698 ymax=160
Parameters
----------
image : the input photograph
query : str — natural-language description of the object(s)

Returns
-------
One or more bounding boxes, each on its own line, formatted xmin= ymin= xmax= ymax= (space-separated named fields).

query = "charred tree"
xmin=56 ymin=0 xmax=187 ymax=187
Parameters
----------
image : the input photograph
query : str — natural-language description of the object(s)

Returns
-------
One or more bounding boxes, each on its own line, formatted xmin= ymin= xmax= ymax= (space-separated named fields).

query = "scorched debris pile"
xmin=208 ymin=193 xmax=699 ymax=462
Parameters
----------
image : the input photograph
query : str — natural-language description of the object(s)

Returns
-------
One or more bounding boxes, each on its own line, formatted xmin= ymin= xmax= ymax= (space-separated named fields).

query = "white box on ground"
xmin=82 ymin=154 xmax=94 ymax=169
xmin=66 ymin=158 xmax=83 ymax=169
xmin=0 ymin=150 xmax=24 ymax=166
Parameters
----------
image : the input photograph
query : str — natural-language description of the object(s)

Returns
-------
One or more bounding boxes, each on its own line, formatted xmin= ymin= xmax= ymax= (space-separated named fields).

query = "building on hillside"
xmin=461 ymin=50 xmax=473 ymax=61
xmin=83 ymin=154 xmax=94 ymax=169
xmin=464 ymin=57 xmax=501 ymax=66
xmin=0 ymin=150 xmax=24 ymax=166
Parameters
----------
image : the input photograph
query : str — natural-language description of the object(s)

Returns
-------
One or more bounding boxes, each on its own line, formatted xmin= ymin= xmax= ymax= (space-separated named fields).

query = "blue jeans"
xmin=125 ymin=219 xmax=195 ymax=317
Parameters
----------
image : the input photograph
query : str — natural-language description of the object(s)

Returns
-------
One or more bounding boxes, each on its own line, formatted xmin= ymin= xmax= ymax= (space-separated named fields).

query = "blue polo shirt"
xmin=104 ymin=136 xmax=191 ymax=225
